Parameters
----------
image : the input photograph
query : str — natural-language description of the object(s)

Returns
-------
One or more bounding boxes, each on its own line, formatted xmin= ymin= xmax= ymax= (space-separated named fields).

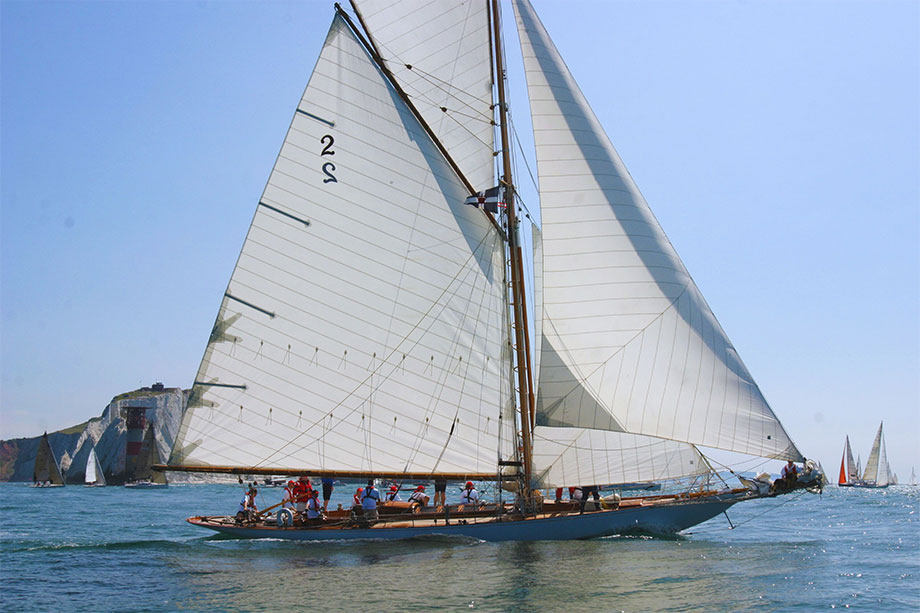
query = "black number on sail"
xmin=322 ymin=162 xmax=337 ymax=184
xmin=320 ymin=134 xmax=335 ymax=156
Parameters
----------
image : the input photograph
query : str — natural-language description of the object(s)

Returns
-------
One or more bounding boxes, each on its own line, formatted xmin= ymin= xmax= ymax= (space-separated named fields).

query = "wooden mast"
xmin=490 ymin=0 xmax=533 ymax=488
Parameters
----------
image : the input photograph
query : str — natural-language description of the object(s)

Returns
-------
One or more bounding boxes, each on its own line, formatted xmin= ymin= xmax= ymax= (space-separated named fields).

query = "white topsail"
xmin=170 ymin=14 xmax=514 ymax=476
xmin=352 ymin=0 xmax=496 ymax=192
xmin=512 ymin=0 xmax=801 ymax=462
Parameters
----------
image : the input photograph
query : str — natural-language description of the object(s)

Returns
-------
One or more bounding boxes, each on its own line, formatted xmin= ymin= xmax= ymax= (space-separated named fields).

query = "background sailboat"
xmin=31 ymin=432 xmax=65 ymax=487
xmin=84 ymin=445 xmax=107 ymax=487
xmin=838 ymin=436 xmax=859 ymax=487
xmin=855 ymin=422 xmax=889 ymax=488
xmin=161 ymin=0 xmax=820 ymax=540
xmin=126 ymin=425 xmax=168 ymax=489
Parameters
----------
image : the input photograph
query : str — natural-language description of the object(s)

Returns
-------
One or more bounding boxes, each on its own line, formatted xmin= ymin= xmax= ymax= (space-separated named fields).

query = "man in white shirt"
xmin=460 ymin=481 xmax=479 ymax=504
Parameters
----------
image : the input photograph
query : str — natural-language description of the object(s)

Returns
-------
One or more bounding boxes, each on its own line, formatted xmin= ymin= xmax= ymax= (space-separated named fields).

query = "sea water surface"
xmin=1 ymin=483 xmax=917 ymax=611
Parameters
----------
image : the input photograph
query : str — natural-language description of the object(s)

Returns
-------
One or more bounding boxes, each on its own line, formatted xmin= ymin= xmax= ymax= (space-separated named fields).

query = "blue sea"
xmin=1 ymin=483 xmax=917 ymax=611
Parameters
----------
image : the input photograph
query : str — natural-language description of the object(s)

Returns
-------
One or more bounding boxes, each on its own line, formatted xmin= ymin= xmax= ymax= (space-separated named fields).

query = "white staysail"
xmin=532 ymin=427 xmax=709 ymax=488
xmin=352 ymin=0 xmax=495 ymax=192
xmin=85 ymin=446 xmax=106 ymax=486
xmin=512 ymin=0 xmax=800 ymax=462
xmin=862 ymin=422 xmax=889 ymax=486
xmin=170 ymin=14 xmax=514 ymax=477
xmin=533 ymin=193 xmax=707 ymax=487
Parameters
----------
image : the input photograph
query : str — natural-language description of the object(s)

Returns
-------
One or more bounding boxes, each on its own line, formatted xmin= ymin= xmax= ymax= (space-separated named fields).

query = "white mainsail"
xmin=512 ymin=0 xmax=800 ymax=462
xmin=352 ymin=0 xmax=495 ymax=192
xmin=85 ymin=445 xmax=106 ymax=486
xmin=170 ymin=14 xmax=514 ymax=477
xmin=862 ymin=422 xmax=889 ymax=486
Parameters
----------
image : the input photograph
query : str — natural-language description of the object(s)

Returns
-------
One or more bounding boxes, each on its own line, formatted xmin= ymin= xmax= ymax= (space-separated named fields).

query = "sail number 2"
xmin=320 ymin=134 xmax=337 ymax=184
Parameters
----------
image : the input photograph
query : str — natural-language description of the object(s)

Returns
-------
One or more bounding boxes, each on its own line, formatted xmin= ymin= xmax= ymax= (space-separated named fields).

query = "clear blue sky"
xmin=2 ymin=1 xmax=917 ymax=478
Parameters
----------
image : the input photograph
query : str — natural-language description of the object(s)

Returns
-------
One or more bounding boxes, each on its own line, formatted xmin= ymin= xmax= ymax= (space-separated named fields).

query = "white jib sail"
xmin=533 ymin=427 xmax=709 ymax=488
xmin=170 ymin=13 xmax=513 ymax=476
xmin=352 ymin=0 xmax=495 ymax=192
xmin=512 ymin=0 xmax=801 ymax=462
xmin=532 ymin=224 xmax=706 ymax=487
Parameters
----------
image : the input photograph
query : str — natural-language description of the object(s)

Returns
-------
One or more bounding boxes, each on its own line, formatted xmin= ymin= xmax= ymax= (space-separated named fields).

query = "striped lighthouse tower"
xmin=121 ymin=406 xmax=148 ymax=481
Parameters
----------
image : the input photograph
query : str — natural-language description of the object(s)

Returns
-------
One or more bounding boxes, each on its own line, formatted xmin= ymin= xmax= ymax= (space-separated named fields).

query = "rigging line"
xmin=402 ymin=232 xmax=501 ymax=473
xmin=540 ymin=282 xmax=692 ymax=425
xmin=253 ymin=229 xmax=499 ymax=469
xmin=729 ymin=490 xmax=808 ymax=530
xmin=508 ymin=117 xmax=540 ymax=201
xmin=396 ymin=62 xmax=494 ymax=119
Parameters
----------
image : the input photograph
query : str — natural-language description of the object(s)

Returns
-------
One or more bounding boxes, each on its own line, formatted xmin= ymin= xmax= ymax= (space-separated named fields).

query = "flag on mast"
xmin=463 ymin=186 xmax=503 ymax=213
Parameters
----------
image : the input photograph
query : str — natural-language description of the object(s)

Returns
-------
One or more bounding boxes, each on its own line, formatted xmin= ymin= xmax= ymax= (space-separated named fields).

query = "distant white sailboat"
xmin=84 ymin=445 xmax=106 ymax=487
xmin=911 ymin=468 xmax=917 ymax=487
xmin=855 ymin=422 xmax=890 ymax=488
xmin=31 ymin=432 xmax=65 ymax=487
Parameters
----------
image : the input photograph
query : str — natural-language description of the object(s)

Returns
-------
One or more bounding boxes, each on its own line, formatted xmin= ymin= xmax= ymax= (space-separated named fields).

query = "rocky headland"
xmin=0 ymin=384 xmax=185 ymax=484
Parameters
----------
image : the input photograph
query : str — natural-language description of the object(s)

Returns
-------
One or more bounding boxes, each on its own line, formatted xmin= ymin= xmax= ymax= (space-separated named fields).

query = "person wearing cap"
xmin=353 ymin=487 xmax=364 ymax=506
xmin=361 ymin=480 xmax=381 ymax=522
xmin=460 ymin=481 xmax=479 ymax=504
xmin=384 ymin=484 xmax=402 ymax=502
xmin=408 ymin=485 xmax=429 ymax=508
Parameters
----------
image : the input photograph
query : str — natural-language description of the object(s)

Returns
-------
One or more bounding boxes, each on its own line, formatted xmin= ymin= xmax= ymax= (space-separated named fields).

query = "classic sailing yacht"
xmin=84 ymin=444 xmax=107 ymax=487
xmin=31 ymin=432 xmax=65 ymax=487
xmin=855 ymin=422 xmax=890 ymax=488
xmin=837 ymin=435 xmax=860 ymax=487
xmin=160 ymin=0 xmax=821 ymax=540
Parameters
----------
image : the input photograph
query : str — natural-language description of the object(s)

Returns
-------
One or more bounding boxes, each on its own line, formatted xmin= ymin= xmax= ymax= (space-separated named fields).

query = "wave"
xmin=3 ymin=538 xmax=195 ymax=554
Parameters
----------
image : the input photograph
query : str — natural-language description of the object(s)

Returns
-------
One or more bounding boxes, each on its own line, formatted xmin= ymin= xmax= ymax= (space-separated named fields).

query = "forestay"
xmin=513 ymin=0 xmax=801 ymax=462
xmin=170 ymin=14 xmax=514 ymax=477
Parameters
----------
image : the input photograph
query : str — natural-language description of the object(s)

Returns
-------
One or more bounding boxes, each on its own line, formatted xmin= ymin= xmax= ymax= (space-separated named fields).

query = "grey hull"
xmin=190 ymin=494 xmax=746 ymax=542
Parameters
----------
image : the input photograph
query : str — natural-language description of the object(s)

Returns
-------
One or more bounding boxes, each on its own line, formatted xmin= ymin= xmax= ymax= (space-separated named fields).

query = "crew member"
xmin=321 ymin=477 xmax=335 ymax=512
xmin=282 ymin=480 xmax=296 ymax=509
xmin=306 ymin=489 xmax=324 ymax=524
xmin=434 ymin=477 xmax=447 ymax=508
xmin=353 ymin=487 xmax=364 ymax=506
xmin=408 ymin=485 xmax=429 ymax=508
xmin=362 ymin=480 xmax=381 ymax=522
xmin=460 ymin=481 xmax=479 ymax=504
xmin=384 ymin=484 xmax=401 ymax=502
